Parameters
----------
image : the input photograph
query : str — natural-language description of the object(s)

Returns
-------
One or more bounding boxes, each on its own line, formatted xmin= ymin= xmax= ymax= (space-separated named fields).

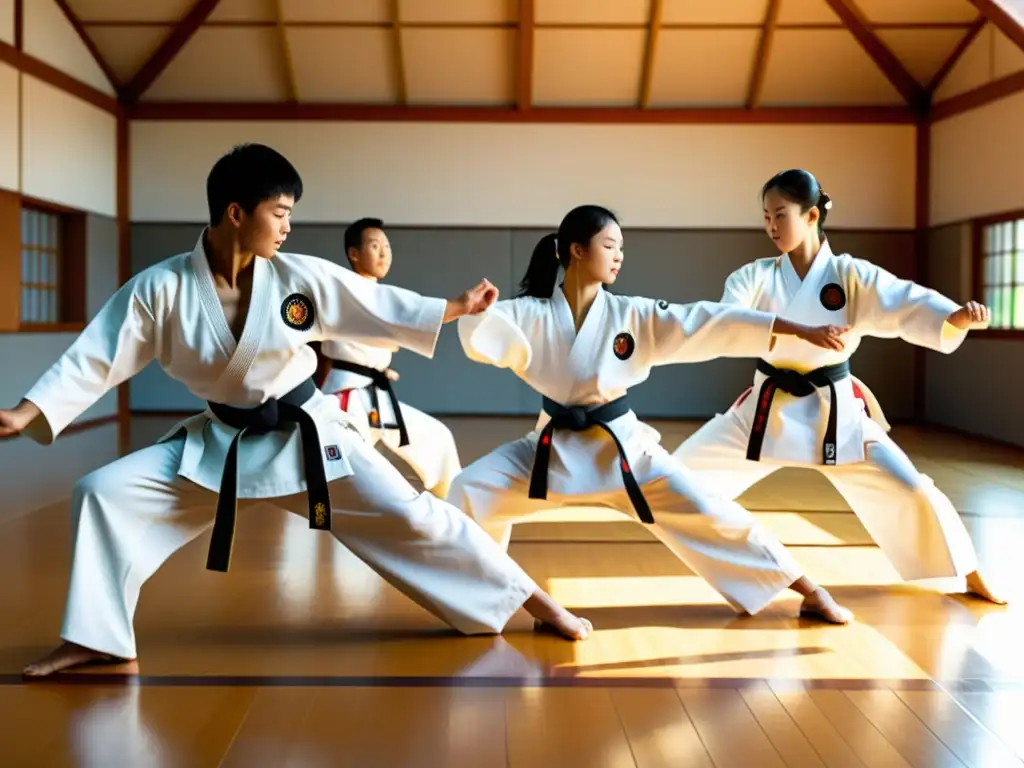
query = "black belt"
xmin=205 ymin=378 xmax=331 ymax=572
xmin=330 ymin=359 xmax=409 ymax=446
xmin=746 ymin=358 xmax=851 ymax=465
xmin=529 ymin=395 xmax=654 ymax=524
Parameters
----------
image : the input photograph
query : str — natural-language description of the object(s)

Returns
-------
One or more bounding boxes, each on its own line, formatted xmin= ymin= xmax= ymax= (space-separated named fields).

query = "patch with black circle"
xmin=656 ymin=299 xmax=669 ymax=311
xmin=281 ymin=293 xmax=315 ymax=331
xmin=613 ymin=331 xmax=635 ymax=361
xmin=819 ymin=283 xmax=846 ymax=312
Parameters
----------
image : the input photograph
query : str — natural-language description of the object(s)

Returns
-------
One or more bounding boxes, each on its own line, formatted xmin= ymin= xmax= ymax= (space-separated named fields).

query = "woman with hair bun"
xmin=673 ymin=169 xmax=1003 ymax=606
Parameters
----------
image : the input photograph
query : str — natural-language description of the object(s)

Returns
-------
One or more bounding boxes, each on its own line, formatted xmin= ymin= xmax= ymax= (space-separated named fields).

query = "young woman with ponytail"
xmin=673 ymin=169 xmax=1003 ymax=606
xmin=447 ymin=204 xmax=856 ymax=626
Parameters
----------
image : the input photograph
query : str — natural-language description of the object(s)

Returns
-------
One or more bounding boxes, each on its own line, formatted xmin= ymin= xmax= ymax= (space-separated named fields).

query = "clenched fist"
xmin=948 ymin=301 xmax=990 ymax=330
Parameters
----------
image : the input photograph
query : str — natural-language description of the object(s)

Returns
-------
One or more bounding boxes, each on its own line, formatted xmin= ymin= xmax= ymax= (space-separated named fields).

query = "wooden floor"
xmin=2 ymin=417 xmax=1023 ymax=767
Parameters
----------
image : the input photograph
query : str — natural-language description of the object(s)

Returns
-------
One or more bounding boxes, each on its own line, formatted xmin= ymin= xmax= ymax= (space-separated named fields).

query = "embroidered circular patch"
xmin=819 ymin=283 xmax=846 ymax=311
xmin=656 ymin=299 xmax=670 ymax=311
xmin=613 ymin=331 xmax=635 ymax=360
xmin=281 ymin=293 xmax=315 ymax=330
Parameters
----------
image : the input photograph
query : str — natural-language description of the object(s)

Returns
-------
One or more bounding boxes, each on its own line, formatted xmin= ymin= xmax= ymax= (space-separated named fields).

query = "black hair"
xmin=206 ymin=143 xmax=303 ymax=225
xmin=343 ymin=217 xmax=385 ymax=262
xmin=516 ymin=205 xmax=619 ymax=298
xmin=761 ymin=169 xmax=831 ymax=238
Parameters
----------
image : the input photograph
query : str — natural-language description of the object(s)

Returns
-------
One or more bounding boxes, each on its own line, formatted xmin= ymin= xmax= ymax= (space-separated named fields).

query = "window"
xmin=978 ymin=216 xmax=1024 ymax=331
xmin=20 ymin=206 xmax=63 ymax=326
xmin=15 ymin=200 xmax=86 ymax=331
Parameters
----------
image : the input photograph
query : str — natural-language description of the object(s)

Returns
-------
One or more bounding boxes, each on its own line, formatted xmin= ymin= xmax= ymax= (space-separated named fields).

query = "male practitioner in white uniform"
xmin=318 ymin=218 xmax=461 ymax=497
xmin=1 ymin=143 xmax=592 ymax=678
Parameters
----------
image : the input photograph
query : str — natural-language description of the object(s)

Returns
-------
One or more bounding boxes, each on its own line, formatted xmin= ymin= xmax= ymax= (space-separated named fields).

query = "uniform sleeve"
xmin=310 ymin=259 xmax=446 ymax=359
xmin=456 ymin=299 xmax=533 ymax=373
xmin=22 ymin=275 xmax=158 ymax=444
xmin=849 ymin=258 xmax=966 ymax=354
xmin=642 ymin=298 xmax=777 ymax=366
xmin=719 ymin=262 xmax=758 ymax=307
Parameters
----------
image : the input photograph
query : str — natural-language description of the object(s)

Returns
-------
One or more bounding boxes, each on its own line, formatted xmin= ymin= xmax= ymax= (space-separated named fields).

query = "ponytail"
xmin=517 ymin=233 xmax=564 ymax=298
xmin=515 ymin=205 xmax=619 ymax=298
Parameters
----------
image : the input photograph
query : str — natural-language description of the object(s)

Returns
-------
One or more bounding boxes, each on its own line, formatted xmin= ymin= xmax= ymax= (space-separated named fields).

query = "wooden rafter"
xmin=13 ymin=0 xmax=22 ymax=50
xmin=930 ymin=67 xmax=1024 ymax=120
xmin=127 ymin=102 xmax=916 ymax=124
xmin=928 ymin=16 xmax=986 ymax=94
xmin=389 ymin=0 xmax=407 ymax=104
xmin=517 ymin=0 xmax=534 ymax=110
xmin=53 ymin=0 xmax=120 ymax=89
xmin=639 ymin=0 xmax=664 ymax=108
xmin=966 ymin=0 xmax=1024 ymax=53
xmin=273 ymin=0 xmax=298 ymax=101
xmin=822 ymin=0 xmax=928 ymax=110
xmin=747 ymin=0 xmax=781 ymax=109
xmin=120 ymin=0 xmax=222 ymax=104
xmin=0 ymin=40 xmax=119 ymax=114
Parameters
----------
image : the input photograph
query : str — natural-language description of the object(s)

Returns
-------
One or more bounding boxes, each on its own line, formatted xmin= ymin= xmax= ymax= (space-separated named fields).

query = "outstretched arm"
xmin=311 ymin=258 xmax=498 ymax=359
xmin=849 ymin=258 xmax=981 ymax=353
xmin=0 ymin=275 xmax=157 ymax=445
xmin=645 ymin=299 xmax=847 ymax=366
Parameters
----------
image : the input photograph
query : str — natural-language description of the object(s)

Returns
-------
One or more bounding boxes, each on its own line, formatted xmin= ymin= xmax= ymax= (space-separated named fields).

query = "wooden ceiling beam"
xmin=389 ymin=0 xmax=407 ymax=104
xmin=823 ymin=0 xmax=928 ymax=111
xmin=127 ymin=102 xmax=916 ymax=124
xmin=928 ymin=16 xmax=986 ymax=94
xmin=747 ymin=0 xmax=781 ymax=109
xmin=517 ymin=0 xmax=534 ymax=110
xmin=120 ymin=0 xmax=222 ymax=104
xmin=273 ymin=0 xmax=298 ymax=101
xmin=639 ymin=0 xmax=664 ymax=108
xmin=966 ymin=0 xmax=1024 ymax=53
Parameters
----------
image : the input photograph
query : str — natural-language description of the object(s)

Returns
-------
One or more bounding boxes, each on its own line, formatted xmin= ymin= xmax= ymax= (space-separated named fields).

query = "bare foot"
xmin=799 ymin=588 xmax=853 ymax=625
xmin=964 ymin=571 xmax=1007 ymax=605
xmin=22 ymin=641 xmax=130 ymax=678
xmin=523 ymin=592 xmax=593 ymax=641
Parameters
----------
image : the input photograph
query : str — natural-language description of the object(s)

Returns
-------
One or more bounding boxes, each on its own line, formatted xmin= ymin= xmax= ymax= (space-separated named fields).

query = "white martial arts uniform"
xmin=19 ymin=232 xmax=536 ymax=660
xmin=447 ymin=285 xmax=806 ymax=616
xmin=673 ymin=239 xmax=978 ymax=581
xmin=320 ymin=332 xmax=461 ymax=497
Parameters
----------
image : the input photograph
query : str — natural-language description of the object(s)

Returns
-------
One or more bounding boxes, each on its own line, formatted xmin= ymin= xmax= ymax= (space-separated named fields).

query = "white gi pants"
xmin=674 ymin=417 xmax=979 ymax=582
xmin=332 ymin=388 xmax=462 ymax=498
xmin=60 ymin=435 xmax=536 ymax=661
xmin=446 ymin=436 xmax=804 ymax=616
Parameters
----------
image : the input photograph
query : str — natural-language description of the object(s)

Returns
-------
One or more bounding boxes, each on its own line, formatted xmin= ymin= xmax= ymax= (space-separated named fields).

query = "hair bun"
xmin=819 ymin=191 xmax=833 ymax=211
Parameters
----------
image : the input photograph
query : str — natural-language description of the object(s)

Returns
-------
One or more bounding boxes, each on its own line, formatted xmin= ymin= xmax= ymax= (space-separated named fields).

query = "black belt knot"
xmin=746 ymin=358 xmax=851 ymax=466
xmin=330 ymin=359 xmax=409 ymax=446
xmin=529 ymin=395 xmax=654 ymax=524
xmin=205 ymin=377 xmax=331 ymax=573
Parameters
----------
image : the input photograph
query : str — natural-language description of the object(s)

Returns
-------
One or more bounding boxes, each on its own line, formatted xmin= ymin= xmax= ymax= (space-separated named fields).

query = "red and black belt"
xmin=529 ymin=395 xmax=654 ymax=524
xmin=746 ymin=358 xmax=851 ymax=465
xmin=330 ymin=359 xmax=410 ymax=446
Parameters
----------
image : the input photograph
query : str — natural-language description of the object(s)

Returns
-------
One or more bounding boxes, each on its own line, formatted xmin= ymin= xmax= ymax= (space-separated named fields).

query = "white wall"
xmin=930 ymin=89 xmax=1024 ymax=226
xmin=131 ymin=121 xmax=917 ymax=229
xmin=22 ymin=0 xmax=115 ymax=96
xmin=21 ymin=75 xmax=116 ymax=215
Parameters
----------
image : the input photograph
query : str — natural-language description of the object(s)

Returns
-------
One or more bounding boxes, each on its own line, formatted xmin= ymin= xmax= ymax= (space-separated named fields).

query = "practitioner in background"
xmin=318 ymin=217 xmax=461 ymax=498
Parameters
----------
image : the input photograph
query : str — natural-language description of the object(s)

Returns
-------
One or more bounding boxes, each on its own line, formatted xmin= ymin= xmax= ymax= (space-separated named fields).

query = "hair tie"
xmin=553 ymin=237 xmax=559 ymax=257
xmin=820 ymin=192 xmax=833 ymax=210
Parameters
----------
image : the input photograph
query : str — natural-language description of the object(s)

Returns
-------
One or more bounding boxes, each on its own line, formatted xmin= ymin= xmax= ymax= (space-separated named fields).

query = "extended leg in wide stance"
xmin=24 ymin=438 xmax=590 ymax=677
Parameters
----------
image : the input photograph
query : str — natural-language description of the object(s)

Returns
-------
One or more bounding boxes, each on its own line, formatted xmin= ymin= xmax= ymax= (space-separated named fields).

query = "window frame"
xmin=971 ymin=210 xmax=1024 ymax=340
xmin=11 ymin=196 xmax=87 ymax=334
